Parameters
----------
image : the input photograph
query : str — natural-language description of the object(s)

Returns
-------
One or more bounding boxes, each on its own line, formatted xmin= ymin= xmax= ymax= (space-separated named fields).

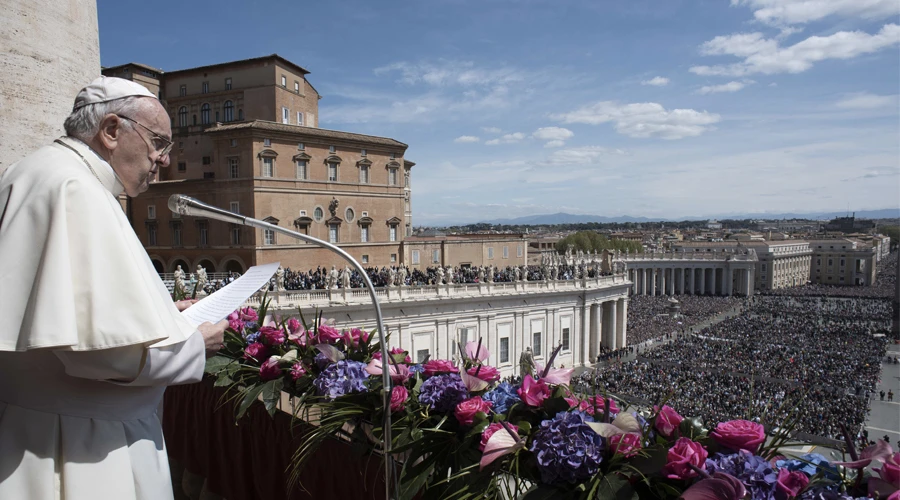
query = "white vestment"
xmin=0 ymin=137 xmax=205 ymax=499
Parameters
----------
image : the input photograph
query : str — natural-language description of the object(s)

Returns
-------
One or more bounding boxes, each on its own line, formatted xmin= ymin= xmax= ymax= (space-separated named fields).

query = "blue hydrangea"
xmin=313 ymin=360 xmax=369 ymax=399
xmin=314 ymin=352 xmax=331 ymax=370
xmin=776 ymin=453 xmax=840 ymax=481
xmin=707 ymin=451 xmax=777 ymax=500
xmin=408 ymin=364 xmax=424 ymax=375
xmin=530 ymin=411 xmax=605 ymax=484
xmin=483 ymin=382 xmax=522 ymax=415
xmin=243 ymin=330 xmax=261 ymax=343
xmin=418 ymin=373 xmax=468 ymax=413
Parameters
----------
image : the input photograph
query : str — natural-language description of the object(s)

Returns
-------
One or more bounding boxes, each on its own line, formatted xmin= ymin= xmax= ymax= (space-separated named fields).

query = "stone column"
xmin=1 ymin=1 xmax=100 ymax=170
xmin=699 ymin=268 xmax=706 ymax=295
xmin=603 ymin=301 xmax=617 ymax=350
xmin=719 ymin=267 xmax=726 ymax=296
xmin=616 ymin=298 xmax=627 ymax=348
xmin=668 ymin=268 xmax=675 ymax=295
xmin=745 ymin=269 xmax=753 ymax=296
xmin=726 ymin=267 xmax=733 ymax=296
xmin=680 ymin=268 xmax=686 ymax=295
xmin=580 ymin=301 xmax=590 ymax=366
xmin=650 ymin=269 xmax=657 ymax=296
xmin=588 ymin=303 xmax=600 ymax=362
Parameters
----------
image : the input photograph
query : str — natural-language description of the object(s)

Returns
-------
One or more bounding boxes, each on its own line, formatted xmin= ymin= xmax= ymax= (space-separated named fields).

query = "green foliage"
xmin=880 ymin=225 xmax=899 ymax=249
xmin=554 ymin=231 xmax=643 ymax=254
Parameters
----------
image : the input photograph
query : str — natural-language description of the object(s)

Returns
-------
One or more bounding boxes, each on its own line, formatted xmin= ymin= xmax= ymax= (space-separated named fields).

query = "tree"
xmin=881 ymin=225 xmax=899 ymax=250
xmin=554 ymin=231 xmax=643 ymax=254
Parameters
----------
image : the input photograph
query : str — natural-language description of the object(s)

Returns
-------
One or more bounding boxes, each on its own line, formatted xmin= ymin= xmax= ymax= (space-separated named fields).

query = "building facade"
xmin=103 ymin=55 xmax=414 ymax=273
xmin=808 ymin=239 xmax=877 ymax=286
xmin=402 ymin=235 xmax=529 ymax=270
xmin=670 ymin=241 xmax=811 ymax=291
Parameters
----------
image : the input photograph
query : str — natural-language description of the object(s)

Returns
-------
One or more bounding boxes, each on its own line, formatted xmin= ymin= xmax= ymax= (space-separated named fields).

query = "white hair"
xmin=63 ymin=96 xmax=156 ymax=142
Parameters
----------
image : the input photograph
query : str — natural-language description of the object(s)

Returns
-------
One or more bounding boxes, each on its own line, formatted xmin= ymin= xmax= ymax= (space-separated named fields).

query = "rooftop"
xmin=205 ymin=120 xmax=408 ymax=149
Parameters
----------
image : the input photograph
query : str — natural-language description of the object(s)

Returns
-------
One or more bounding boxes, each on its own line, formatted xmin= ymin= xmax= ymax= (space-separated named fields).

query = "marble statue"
xmin=388 ymin=266 xmax=397 ymax=287
xmin=477 ymin=266 xmax=485 ymax=283
xmin=275 ymin=266 xmax=285 ymax=291
xmin=195 ymin=265 xmax=208 ymax=293
xmin=519 ymin=347 xmax=535 ymax=378
xmin=520 ymin=265 xmax=529 ymax=282
xmin=513 ymin=266 xmax=520 ymax=281
xmin=173 ymin=265 xmax=187 ymax=297
xmin=487 ymin=266 xmax=494 ymax=283
xmin=398 ymin=265 xmax=408 ymax=286
xmin=327 ymin=265 xmax=339 ymax=289
xmin=436 ymin=266 xmax=445 ymax=285
xmin=445 ymin=266 xmax=453 ymax=284
xmin=341 ymin=266 xmax=351 ymax=289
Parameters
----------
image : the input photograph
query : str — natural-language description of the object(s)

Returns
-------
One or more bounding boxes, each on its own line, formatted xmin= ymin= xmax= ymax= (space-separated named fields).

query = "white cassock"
xmin=0 ymin=137 xmax=206 ymax=499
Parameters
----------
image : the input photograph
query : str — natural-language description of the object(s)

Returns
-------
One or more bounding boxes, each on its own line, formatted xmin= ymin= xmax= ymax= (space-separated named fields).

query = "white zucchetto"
xmin=72 ymin=76 xmax=157 ymax=111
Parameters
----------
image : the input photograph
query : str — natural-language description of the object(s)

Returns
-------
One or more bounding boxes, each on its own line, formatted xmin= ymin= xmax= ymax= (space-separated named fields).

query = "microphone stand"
xmin=169 ymin=194 xmax=397 ymax=500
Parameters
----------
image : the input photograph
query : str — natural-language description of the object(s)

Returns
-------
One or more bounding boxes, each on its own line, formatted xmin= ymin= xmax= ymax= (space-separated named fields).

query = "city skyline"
xmin=97 ymin=0 xmax=900 ymax=225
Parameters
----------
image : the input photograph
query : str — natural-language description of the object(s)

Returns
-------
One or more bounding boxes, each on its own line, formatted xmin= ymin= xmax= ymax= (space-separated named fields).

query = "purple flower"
xmin=530 ymin=411 xmax=605 ymax=484
xmin=417 ymin=373 xmax=468 ymax=413
xmin=483 ymin=381 xmax=521 ymax=415
xmin=313 ymin=360 xmax=369 ymax=399
xmin=707 ymin=451 xmax=778 ymax=500
xmin=315 ymin=352 xmax=331 ymax=370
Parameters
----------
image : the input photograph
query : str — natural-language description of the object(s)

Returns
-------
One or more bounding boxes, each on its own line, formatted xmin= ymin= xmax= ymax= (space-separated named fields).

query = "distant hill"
xmin=476 ymin=208 xmax=900 ymax=226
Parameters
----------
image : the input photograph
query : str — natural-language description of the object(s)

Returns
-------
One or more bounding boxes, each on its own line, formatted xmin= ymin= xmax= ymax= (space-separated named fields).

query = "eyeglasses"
xmin=116 ymin=114 xmax=174 ymax=158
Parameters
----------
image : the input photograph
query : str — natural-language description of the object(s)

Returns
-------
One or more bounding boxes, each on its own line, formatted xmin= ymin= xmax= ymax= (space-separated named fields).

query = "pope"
xmin=0 ymin=77 xmax=228 ymax=499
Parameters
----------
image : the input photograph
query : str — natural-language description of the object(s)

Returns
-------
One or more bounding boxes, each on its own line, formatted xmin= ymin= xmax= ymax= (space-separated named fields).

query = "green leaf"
xmin=261 ymin=379 xmax=284 ymax=416
xmin=596 ymin=474 xmax=639 ymax=500
xmin=214 ymin=372 xmax=235 ymax=387
xmin=236 ymin=384 xmax=266 ymax=420
xmin=205 ymin=355 xmax=236 ymax=374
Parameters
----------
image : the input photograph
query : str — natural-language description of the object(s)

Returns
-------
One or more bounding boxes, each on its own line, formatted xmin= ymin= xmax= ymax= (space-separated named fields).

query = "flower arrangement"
xmin=204 ymin=300 xmax=900 ymax=499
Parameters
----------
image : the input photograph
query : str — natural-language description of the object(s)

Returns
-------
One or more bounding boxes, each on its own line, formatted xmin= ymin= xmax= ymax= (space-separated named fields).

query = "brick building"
xmin=103 ymin=55 xmax=414 ymax=273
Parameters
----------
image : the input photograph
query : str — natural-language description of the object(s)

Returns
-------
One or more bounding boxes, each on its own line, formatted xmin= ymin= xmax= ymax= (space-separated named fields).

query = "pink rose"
xmin=238 ymin=306 xmax=258 ymax=322
xmin=454 ymin=396 xmax=492 ymax=426
xmin=390 ymin=386 xmax=409 ymax=413
xmin=259 ymin=357 xmax=282 ymax=381
xmin=480 ymin=422 xmax=519 ymax=451
xmin=227 ymin=310 xmax=245 ymax=332
xmin=584 ymin=396 xmax=619 ymax=416
xmin=517 ymin=375 xmax=551 ymax=407
xmin=286 ymin=318 xmax=302 ymax=334
xmin=467 ymin=365 xmax=501 ymax=383
xmin=662 ymin=437 xmax=708 ymax=480
xmin=610 ymin=433 xmax=642 ymax=458
xmin=316 ymin=324 xmax=342 ymax=344
xmin=875 ymin=452 xmax=900 ymax=486
xmin=243 ymin=342 xmax=268 ymax=361
xmin=710 ymin=420 xmax=766 ymax=453
xmin=290 ymin=362 xmax=306 ymax=381
xmin=654 ymin=405 xmax=684 ymax=438
xmin=259 ymin=326 xmax=286 ymax=345
xmin=776 ymin=468 xmax=810 ymax=498
xmin=422 ymin=359 xmax=457 ymax=376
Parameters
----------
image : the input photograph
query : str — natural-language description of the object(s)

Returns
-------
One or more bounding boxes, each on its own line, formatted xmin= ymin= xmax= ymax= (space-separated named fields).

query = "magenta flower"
xmin=534 ymin=362 xmax=574 ymax=386
xmin=238 ymin=306 xmax=258 ymax=322
xmin=365 ymin=358 xmax=410 ymax=384
xmin=467 ymin=365 xmax=501 ymax=383
xmin=654 ymin=405 xmax=684 ymax=438
xmin=290 ymin=362 xmax=306 ymax=381
xmin=316 ymin=324 xmax=342 ymax=344
xmin=681 ymin=472 xmax=746 ymax=500
xmin=464 ymin=341 xmax=490 ymax=362
xmin=286 ymin=318 xmax=302 ymax=334
xmin=226 ymin=310 xmax=245 ymax=332
xmin=517 ymin=375 xmax=551 ymax=407
xmin=609 ymin=433 xmax=642 ymax=458
xmin=480 ymin=422 xmax=519 ymax=451
xmin=776 ymin=468 xmax=809 ymax=498
xmin=259 ymin=326 xmax=286 ymax=345
xmin=243 ymin=342 xmax=268 ymax=361
xmin=835 ymin=439 xmax=894 ymax=469
xmin=454 ymin=396 xmax=492 ymax=426
xmin=876 ymin=452 xmax=900 ymax=486
xmin=372 ymin=347 xmax=412 ymax=363
xmin=422 ymin=359 xmax=457 ymax=376
xmin=390 ymin=386 xmax=409 ymax=412
xmin=259 ymin=357 xmax=282 ymax=381
xmin=662 ymin=437 xmax=708 ymax=480
xmin=710 ymin=420 xmax=766 ymax=454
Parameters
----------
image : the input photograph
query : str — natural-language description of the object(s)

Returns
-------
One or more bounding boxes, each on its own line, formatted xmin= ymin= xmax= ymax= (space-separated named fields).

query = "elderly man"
xmin=0 ymin=77 xmax=227 ymax=499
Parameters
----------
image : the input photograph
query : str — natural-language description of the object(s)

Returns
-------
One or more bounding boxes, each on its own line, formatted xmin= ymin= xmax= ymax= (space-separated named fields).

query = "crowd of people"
xmin=578 ymin=295 xmax=891 ymax=441
xmin=626 ymin=295 xmax=744 ymax=345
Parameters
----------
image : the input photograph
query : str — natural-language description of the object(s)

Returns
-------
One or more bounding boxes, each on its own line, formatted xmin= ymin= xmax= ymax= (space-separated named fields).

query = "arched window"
xmin=201 ymin=103 xmax=210 ymax=125
xmin=223 ymin=101 xmax=234 ymax=122
xmin=178 ymin=107 xmax=187 ymax=127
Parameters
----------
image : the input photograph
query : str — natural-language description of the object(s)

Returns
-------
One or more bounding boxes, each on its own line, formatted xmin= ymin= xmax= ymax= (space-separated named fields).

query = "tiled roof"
xmin=165 ymin=54 xmax=310 ymax=76
xmin=205 ymin=120 xmax=408 ymax=149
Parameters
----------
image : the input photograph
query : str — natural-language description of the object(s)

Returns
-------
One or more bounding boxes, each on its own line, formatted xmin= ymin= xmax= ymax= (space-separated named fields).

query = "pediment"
xmin=262 ymin=216 xmax=279 ymax=225
xmin=293 ymin=216 xmax=313 ymax=227
xmin=386 ymin=216 xmax=402 ymax=224
xmin=292 ymin=152 xmax=312 ymax=161
xmin=357 ymin=216 xmax=374 ymax=226
xmin=325 ymin=155 xmax=342 ymax=164
xmin=257 ymin=149 xmax=278 ymax=158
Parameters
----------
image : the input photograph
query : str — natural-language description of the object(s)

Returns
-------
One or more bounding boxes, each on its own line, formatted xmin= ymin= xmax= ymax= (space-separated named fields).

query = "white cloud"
xmin=697 ymin=80 xmax=754 ymax=94
xmin=544 ymin=140 xmax=565 ymax=148
xmin=545 ymin=146 xmax=628 ymax=165
xmin=454 ymin=135 xmax=481 ymax=143
xmin=641 ymin=76 xmax=670 ymax=86
xmin=482 ymin=126 xmax=503 ymax=134
xmin=835 ymin=92 xmax=899 ymax=109
xmin=374 ymin=60 xmax=523 ymax=87
xmin=551 ymin=101 xmax=721 ymax=140
xmin=691 ymin=24 xmax=900 ymax=76
xmin=731 ymin=0 xmax=899 ymax=26
xmin=532 ymin=127 xmax=574 ymax=141
xmin=485 ymin=132 xmax=526 ymax=145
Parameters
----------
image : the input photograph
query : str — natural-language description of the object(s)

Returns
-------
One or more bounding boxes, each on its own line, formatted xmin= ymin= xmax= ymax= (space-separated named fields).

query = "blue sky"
xmin=98 ymin=0 xmax=900 ymax=225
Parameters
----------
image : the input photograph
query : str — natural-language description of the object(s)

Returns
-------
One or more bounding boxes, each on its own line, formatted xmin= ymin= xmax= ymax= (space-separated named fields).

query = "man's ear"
xmin=96 ymin=114 xmax=122 ymax=151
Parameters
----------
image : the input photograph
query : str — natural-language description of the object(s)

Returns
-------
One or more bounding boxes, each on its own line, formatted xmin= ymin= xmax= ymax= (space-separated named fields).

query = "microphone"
xmin=168 ymin=194 xmax=246 ymax=225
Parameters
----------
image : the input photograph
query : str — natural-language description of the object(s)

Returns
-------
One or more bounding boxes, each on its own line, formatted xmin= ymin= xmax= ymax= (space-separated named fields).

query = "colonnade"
xmin=626 ymin=266 xmax=754 ymax=297
xmin=585 ymin=297 xmax=628 ymax=361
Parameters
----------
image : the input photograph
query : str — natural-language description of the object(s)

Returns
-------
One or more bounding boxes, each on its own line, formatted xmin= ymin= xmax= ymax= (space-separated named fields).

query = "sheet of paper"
xmin=181 ymin=262 xmax=280 ymax=326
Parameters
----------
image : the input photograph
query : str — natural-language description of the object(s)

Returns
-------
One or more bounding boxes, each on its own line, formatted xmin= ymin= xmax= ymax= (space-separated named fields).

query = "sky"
xmin=97 ymin=0 xmax=900 ymax=226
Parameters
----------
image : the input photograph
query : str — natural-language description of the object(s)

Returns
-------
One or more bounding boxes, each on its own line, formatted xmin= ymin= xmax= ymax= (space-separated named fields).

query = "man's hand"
xmin=174 ymin=299 xmax=198 ymax=312
xmin=198 ymin=319 xmax=228 ymax=356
